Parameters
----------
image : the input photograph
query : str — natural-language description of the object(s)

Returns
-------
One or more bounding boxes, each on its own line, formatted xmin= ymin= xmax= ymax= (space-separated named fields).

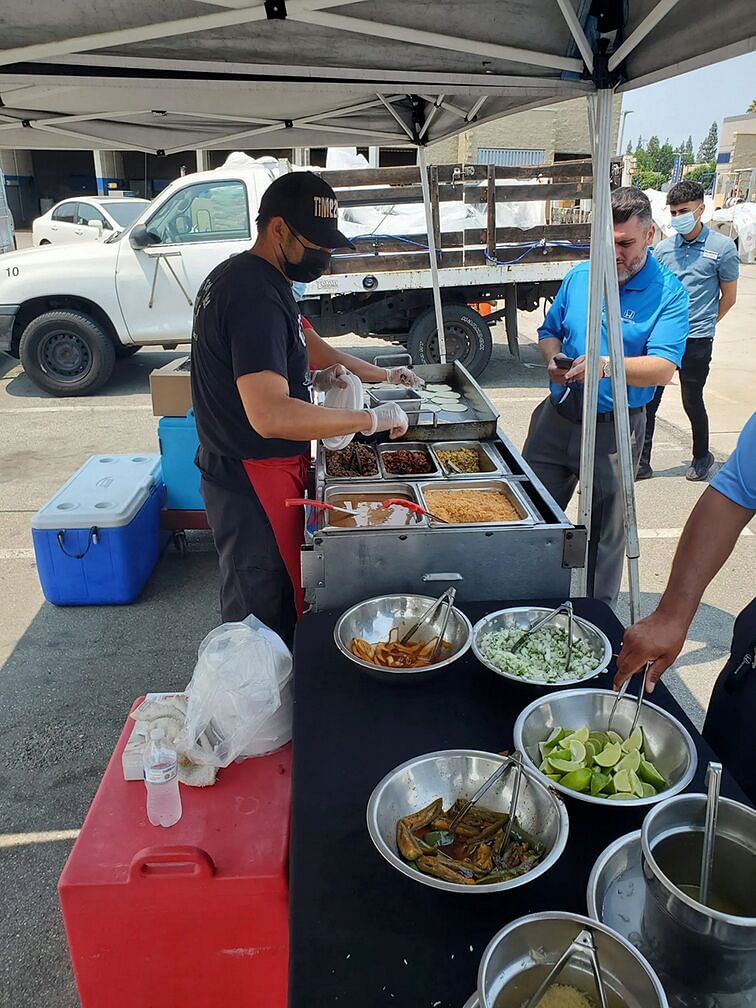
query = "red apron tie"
xmin=242 ymin=454 xmax=310 ymax=618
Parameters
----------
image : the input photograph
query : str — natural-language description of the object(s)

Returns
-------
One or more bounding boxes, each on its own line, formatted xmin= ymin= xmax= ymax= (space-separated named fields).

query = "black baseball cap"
xmin=258 ymin=171 xmax=355 ymax=250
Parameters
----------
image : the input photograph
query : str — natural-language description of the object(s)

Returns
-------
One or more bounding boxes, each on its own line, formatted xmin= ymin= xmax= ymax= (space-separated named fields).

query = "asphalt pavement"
xmin=0 ymin=269 xmax=754 ymax=1007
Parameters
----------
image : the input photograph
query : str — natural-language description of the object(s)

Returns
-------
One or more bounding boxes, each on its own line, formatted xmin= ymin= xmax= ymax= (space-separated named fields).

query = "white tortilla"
xmin=436 ymin=402 xmax=469 ymax=413
xmin=426 ymin=383 xmax=453 ymax=392
xmin=431 ymin=391 xmax=462 ymax=400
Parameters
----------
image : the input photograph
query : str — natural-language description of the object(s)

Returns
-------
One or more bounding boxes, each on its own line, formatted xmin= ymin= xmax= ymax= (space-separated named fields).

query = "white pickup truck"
xmin=0 ymin=154 xmax=592 ymax=395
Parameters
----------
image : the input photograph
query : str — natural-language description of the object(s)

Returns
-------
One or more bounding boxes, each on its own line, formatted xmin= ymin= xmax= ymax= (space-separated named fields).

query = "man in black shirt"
xmin=192 ymin=171 xmax=419 ymax=643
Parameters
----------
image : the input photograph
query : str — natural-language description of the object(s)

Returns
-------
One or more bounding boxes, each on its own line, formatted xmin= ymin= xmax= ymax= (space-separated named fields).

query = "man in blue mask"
xmin=639 ymin=180 xmax=739 ymax=482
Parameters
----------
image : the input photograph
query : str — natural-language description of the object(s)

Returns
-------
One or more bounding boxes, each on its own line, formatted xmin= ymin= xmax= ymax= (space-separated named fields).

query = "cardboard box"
xmin=149 ymin=356 xmax=192 ymax=417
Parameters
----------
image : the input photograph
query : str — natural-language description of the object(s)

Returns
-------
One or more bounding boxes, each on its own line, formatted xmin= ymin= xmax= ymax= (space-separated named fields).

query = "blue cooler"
xmin=158 ymin=410 xmax=203 ymax=511
xmin=31 ymin=454 xmax=164 ymax=606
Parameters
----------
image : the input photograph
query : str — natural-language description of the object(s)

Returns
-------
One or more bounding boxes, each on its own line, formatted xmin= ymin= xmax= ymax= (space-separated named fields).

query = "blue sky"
xmin=619 ymin=52 xmax=756 ymax=153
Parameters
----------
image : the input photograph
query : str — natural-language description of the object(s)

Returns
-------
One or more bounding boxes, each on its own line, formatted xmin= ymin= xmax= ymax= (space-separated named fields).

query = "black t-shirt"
xmin=190 ymin=253 xmax=310 ymax=489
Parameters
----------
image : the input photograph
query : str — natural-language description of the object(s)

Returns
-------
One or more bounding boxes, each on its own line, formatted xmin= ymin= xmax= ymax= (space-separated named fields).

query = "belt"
xmin=597 ymin=406 xmax=644 ymax=424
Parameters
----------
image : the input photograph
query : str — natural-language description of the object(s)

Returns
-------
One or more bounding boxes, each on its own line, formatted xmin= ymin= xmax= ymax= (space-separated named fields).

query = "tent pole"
xmin=600 ymin=181 xmax=643 ymax=623
xmin=417 ymin=144 xmax=447 ymax=362
xmin=574 ymin=89 xmax=611 ymax=597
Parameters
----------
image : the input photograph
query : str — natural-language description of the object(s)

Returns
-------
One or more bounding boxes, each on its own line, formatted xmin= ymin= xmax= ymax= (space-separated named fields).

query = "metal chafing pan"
xmin=376 ymin=442 xmax=441 ymax=479
xmin=319 ymin=482 xmax=427 ymax=532
xmin=417 ymin=479 xmax=539 ymax=527
xmin=429 ymin=440 xmax=509 ymax=477
xmin=321 ymin=442 xmax=382 ymax=482
xmin=367 ymin=387 xmax=423 ymax=412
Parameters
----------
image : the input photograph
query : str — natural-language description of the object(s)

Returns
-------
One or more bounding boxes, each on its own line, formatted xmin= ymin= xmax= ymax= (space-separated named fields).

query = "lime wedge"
xmin=629 ymin=769 xmax=644 ymax=798
xmin=606 ymin=730 xmax=623 ymax=746
xmin=539 ymin=759 xmax=552 ymax=773
xmin=594 ymin=741 xmax=622 ymax=767
xmin=548 ymin=748 xmax=572 ymax=762
xmin=641 ymin=783 xmax=657 ymax=798
xmin=560 ymin=768 xmax=593 ymax=793
xmin=545 ymin=773 xmax=563 ymax=782
xmin=546 ymin=727 xmax=570 ymax=746
xmin=539 ymin=741 xmax=557 ymax=759
xmin=590 ymin=769 xmax=611 ymax=796
xmin=608 ymin=792 xmax=636 ymax=801
xmin=567 ymin=739 xmax=587 ymax=764
xmin=584 ymin=740 xmax=598 ymax=764
xmin=638 ymin=759 xmax=667 ymax=790
xmin=589 ymin=731 xmax=609 ymax=749
xmin=622 ymin=728 xmax=644 ymax=752
xmin=613 ymin=768 xmax=632 ymax=794
xmin=548 ymin=757 xmax=584 ymax=773
xmin=616 ymin=750 xmax=641 ymax=774
xmin=563 ymin=727 xmax=590 ymax=744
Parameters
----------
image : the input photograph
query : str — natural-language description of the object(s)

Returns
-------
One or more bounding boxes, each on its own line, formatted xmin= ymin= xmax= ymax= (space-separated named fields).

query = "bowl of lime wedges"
xmin=513 ymin=688 xmax=697 ymax=807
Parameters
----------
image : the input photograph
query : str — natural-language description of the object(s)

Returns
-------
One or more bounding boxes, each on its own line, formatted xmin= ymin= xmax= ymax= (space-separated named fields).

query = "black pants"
xmin=703 ymin=597 xmax=756 ymax=806
xmin=200 ymin=475 xmax=297 ymax=648
xmin=641 ymin=338 xmax=714 ymax=467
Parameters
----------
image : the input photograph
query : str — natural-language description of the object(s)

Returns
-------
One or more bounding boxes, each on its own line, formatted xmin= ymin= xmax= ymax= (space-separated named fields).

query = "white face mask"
xmin=670 ymin=208 xmax=700 ymax=235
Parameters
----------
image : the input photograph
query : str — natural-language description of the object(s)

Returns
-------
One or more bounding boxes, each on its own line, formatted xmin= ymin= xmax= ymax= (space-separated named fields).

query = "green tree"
xmin=656 ymin=143 xmax=676 ymax=175
xmin=697 ymin=122 xmax=718 ymax=163
xmin=748 ymin=99 xmax=756 ymax=113
xmin=635 ymin=136 xmax=643 ymax=153
xmin=686 ymin=162 xmax=716 ymax=186
xmin=626 ymin=141 xmax=633 ymax=155
xmin=682 ymin=136 xmax=694 ymax=166
xmin=646 ymin=135 xmax=660 ymax=164
xmin=636 ymin=170 xmax=666 ymax=190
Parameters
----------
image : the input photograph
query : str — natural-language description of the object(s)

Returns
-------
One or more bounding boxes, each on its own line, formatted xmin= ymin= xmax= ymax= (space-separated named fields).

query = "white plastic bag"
xmin=178 ymin=615 xmax=293 ymax=768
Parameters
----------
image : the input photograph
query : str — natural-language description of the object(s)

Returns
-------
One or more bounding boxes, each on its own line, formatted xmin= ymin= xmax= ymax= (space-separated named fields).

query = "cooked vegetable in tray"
xmin=538 ymin=725 xmax=667 ymax=799
xmin=396 ymin=797 xmax=545 ymax=885
xmin=381 ymin=448 xmax=434 ymax=476
xmin=435 ymin=447 xmax=484 ymax=473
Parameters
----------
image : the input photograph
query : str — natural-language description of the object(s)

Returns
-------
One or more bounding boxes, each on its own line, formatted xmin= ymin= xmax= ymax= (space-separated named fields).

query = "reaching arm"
xmin=717 ymin=279 xmax=737 ymax=323
xmin=615 ymin=486 xmax=755 ymax=691
xmin=237 ymin=370 xmax=371 ymax=441
xmin=565 ymin=354 xmax=676 ymax=387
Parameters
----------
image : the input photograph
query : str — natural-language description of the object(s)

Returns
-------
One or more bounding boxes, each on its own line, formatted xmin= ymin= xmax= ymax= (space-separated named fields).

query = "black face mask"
xmin=282 ymin=227 xmax=332 ymax=283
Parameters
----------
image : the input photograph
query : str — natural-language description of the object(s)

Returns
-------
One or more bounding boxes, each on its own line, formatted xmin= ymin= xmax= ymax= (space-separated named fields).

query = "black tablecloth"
xmin=288 ymin=599 xmax=745 ymax=1008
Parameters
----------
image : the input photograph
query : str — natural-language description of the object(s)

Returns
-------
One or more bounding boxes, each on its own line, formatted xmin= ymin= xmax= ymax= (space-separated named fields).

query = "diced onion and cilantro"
xmin=478 ymin=626 xmax=598 ymax=684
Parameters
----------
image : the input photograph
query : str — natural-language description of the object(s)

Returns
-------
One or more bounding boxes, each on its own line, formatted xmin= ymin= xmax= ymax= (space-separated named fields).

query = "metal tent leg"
xmin=574 ymin=90 xmax=611 ymax=598
xmin=417 ymin=144 xmax=447 ymax=363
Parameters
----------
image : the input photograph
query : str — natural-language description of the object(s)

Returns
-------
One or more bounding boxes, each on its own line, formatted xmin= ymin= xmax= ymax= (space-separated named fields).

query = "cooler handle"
xmin=56 ymin=526 xmax=99 ymax=559
xmin=129 ymin=845 xmax=216 ymax=882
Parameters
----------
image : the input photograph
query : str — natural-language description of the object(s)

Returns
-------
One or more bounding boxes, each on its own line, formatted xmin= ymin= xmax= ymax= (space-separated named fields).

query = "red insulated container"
xmin=58 ymin=704 xmax=291 ymax=1008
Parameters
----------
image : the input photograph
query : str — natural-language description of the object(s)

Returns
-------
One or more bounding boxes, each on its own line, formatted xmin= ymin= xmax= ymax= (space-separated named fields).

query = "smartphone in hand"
xmin=553 ymin=353 xmax=575 ymax=370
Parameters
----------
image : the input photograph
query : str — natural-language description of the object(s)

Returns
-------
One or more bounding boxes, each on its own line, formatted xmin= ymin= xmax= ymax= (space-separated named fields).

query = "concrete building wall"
xmin=426 ymin=96 xmax=622 ymax=166
xmin=731 ymin=132 xmax=756 ymax=172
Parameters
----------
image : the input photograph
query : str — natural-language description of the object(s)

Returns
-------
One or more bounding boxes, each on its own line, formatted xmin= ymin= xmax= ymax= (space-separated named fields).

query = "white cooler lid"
xmin=32 ymin=454 xmax=162 ymax=530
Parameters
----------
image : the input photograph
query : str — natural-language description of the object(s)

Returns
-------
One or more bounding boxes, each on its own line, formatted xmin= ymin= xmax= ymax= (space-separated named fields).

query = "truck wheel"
xmin=114 ymin=343 xmax=140 ymax=359
xmin=19 ymin=310 xmax=116 ymax=397
xmin=407 ymin=304 xmax=492 ymax=377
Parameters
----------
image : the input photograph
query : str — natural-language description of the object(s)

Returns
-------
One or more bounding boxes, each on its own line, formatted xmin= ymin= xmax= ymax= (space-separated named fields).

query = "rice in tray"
xmin=423 ymin=488 xmax=521 ymax=524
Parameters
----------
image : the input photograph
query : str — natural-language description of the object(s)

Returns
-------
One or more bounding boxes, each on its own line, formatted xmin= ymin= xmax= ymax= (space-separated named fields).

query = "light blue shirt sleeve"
xmin=711 ymin=413 xmax=756 ymax=510
xmin=718 ymin=240 xmax=740 ymax=284
xmin=645 ymin=280 xmax=689 ymax=368
xmin=537 ymin=274 xmax=569 ymax=343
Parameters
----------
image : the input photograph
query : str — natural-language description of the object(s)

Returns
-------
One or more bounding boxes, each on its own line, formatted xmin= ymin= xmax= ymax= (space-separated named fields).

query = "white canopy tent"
xmin=1 ymin=0 xmax=753 ymax=616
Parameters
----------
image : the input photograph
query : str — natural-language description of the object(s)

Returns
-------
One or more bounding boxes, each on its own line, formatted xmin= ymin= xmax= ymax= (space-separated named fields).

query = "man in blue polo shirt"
xmin=523 ymin=187 xmax=688 ymax=608
xmin=616 ymin=413 xmax=756 ymax=804
xmin=639 ymin=180 xmax=739 ymax=482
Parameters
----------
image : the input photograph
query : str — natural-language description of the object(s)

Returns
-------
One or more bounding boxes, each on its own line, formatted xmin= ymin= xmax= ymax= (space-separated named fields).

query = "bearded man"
xmin=522 ymin=187 xmax=689 ymax=608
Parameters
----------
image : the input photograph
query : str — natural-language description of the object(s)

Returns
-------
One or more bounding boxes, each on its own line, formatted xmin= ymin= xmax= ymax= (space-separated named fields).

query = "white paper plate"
xmin=322 ymin=371 xmax=365 ymax=450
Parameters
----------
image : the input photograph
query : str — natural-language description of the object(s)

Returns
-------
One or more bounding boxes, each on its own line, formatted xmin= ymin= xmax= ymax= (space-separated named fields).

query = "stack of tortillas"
xmin=421 ymin=383 xmax=468 ymax=413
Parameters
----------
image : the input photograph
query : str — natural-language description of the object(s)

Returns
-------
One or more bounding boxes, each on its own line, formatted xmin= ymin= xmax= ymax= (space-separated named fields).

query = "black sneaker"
xmin=686 ymin=452 xmax=715 ymax=481
xmin=635 ymin=462 xmax=653 ymax=481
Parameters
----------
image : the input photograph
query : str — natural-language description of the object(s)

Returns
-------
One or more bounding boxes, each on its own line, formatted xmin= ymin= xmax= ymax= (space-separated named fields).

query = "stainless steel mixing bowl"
xmin=477 ymin=911 xmax=668 ymax=1008
xmin=333 ymin=593 xmax=472 ymax=682
xmin=366 ymin=749 xmax=568 ymax=893
xmin=471 ymin=606 xmax=612 ymax=687
xmin=514 ymin=688 xmax=697 ymax=807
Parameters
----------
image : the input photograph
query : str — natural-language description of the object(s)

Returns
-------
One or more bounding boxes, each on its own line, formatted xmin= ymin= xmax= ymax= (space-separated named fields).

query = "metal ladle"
xmin=699 ymin=760 xmax=723 ymax=907
xmin=522 ymin=927 xmax=609 ymax=1008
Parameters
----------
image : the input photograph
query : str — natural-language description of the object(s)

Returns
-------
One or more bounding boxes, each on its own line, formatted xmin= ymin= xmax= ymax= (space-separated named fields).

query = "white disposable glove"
xmin=385 ymin=366 xmax=424 ymax=389
xmin=360 ymin=402 xmax=409 ymax=440
xmin=311 ymin=363 xmax=350 ymax=392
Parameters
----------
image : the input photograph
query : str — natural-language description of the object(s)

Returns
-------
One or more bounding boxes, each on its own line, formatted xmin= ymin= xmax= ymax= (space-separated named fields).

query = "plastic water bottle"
xmin=143 ymin=728 xmax=182 ymax=827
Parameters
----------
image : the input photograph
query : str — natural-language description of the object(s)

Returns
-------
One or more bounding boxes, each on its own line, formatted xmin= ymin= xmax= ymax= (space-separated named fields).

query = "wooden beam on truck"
xmin=464 ymin=181 xmax=593 ymax=203
xmin=463 ymin=244 xmax=590 ymax=266
xmin=434 ymin=159 xmax=595 ymax=183
xmin=328 ymin=250 xmax=465 ymax=274
xmin=471 ymin=223 xmax=592 ymax=245
xmin=348 ymin=232 xmax=464 ymax=253
xmin=316 ymin=166 xmax=420 ymax=187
